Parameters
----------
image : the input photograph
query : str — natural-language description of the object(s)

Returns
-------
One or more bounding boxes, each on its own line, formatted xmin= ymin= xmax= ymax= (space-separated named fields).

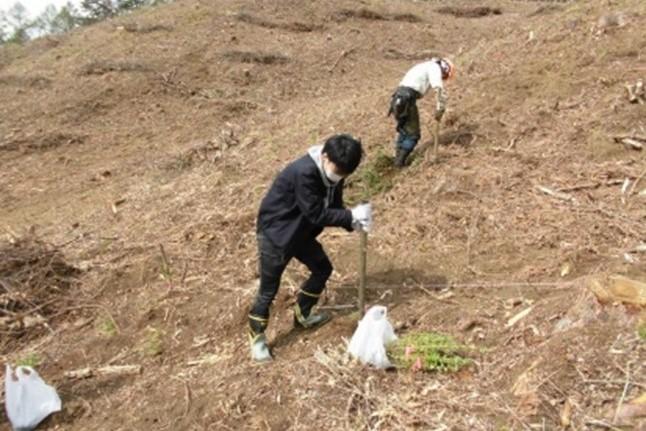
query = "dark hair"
xmin=322 ymin=134 xmax=363 ymax=175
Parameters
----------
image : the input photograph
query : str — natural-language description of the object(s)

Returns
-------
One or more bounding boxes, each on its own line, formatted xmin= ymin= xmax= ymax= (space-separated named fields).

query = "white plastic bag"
xmin=5 ymin=365 xmax=62 ymax=431
xmin=348 ymin=305 xmax=397 ymax=369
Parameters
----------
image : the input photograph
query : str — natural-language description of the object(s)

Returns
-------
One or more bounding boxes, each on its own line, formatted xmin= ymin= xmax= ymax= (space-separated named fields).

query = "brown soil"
xmin=0 ymin=0 xmax=644 ymax=429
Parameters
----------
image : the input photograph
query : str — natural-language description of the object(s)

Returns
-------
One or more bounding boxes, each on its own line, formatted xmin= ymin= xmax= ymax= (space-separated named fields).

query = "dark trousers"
xmin=396 ymin=101 xmax=420 ymax=151
xmin=390 ymin=86 xmax=421 ymax=151
xmin=249 ymin=233 xmax=332 ymax=334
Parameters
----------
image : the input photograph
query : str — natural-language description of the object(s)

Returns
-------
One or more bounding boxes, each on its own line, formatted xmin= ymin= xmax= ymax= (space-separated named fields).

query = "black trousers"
xmin=249 ymin=232 xmax=332 ymax=334
xmin=391 ymin=86 xmax=421 ymax=151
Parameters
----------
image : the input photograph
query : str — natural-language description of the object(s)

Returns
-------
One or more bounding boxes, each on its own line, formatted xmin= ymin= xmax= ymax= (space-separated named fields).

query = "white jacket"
xmin=399 ymin=60 xmax=444 ymax=97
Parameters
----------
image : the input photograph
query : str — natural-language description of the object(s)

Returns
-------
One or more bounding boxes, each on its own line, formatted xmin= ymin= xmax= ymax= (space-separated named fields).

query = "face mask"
xmin=325 ymin=168 xmax=343 ymax=184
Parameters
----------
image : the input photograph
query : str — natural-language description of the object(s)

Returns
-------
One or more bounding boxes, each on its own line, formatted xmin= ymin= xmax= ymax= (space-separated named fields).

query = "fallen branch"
xmin=584 ymin=418 xmax=624 ymax=430
xmin=171 ymin=376 xmax=191 ymax=418
xmin=612 ymin=366 xmax=631 ymax=424
xmin=64 ymin=364 xmax=142 ymax=379
xmin=613 ymin=133 xmax=646 ymax=142
xmin=506 ymin=306 xmax=533 ymax=328
xmin=620 ymin=138 xmax=643 ymax=150
xmin=328 ymin=47 xmax=356 ymax=72
xmin=629 ymin=168 xmax=646 ymax=196
xmin=613 ymin=135 xmax=645 ymax=151
xmin=491 ymin=136 xmax=518 ymax=153
xmin=536 ymin=185 xmax=576 ymax=202
xmin=557 ymin=179 xmax=624 ymax=192
xmin=318 ymin=304 xmax=356 ymax=310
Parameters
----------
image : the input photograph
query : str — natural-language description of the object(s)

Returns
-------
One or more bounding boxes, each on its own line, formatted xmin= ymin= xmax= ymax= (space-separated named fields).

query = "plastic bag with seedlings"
xmin=348 ymin=305 xmax=397 ymax=369
xmin=5 ymin=365 xmax=61 ymax=431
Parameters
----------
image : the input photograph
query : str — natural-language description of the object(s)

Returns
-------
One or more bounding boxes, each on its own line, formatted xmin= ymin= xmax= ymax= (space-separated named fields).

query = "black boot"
xmin=248 ymin=314 xmax=272 ymax=362
xmin=394 ymin=148 xmax=411 ymax=167
xmin=294 ymin=303 xmax=330 ymax=329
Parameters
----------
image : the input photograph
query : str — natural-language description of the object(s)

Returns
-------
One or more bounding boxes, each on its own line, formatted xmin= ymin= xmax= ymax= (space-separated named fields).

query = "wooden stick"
xmin=358 ymin=230 xmax=367 ymax=317
xmin=583 ymin=379 xmax=646 ymax=389
xmin=620 ymin=138 xmax=644 ymax=151
xmin=159 ymin=244 xmax=171 ymax=281
xmin=65 ymin=364 xmax=142 ymax=379
xmin=426 ymin=122 xmax=441 ymax=163
xmin=613 ymin=366 xmax=631 ymax=424
xmin=557 ymin=179 xmax=624 ymax=192
xmin=613 ymin=134 xmax=646 ymax=142
xmin=629 ymin=168 xmax=646 ymax=196
xmin=433 ymin=121 xmax=440 ymax=162
xmin=318 ymin=304 xmax=356 ymax=311
xmin=506 ymin=306 xmax=533 ymax=328
xmin=328 ymin=47 xmax=356 ymax=72
xmin=536 ymin=185 xmax=576 ymax=202
xmin=585 ymin=419 xmax=624 ymax=430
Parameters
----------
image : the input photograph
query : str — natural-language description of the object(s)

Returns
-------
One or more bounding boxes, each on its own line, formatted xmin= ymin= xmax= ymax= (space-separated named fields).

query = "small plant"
xmin=347 ymin=150 xmax=395 ymax=203
xmin=97 ymin=317 xmax=117 ymax=337
xmin=638 ymin=323 xmax=646 ymax=341
xmin=142 ymin=327 xmax=164 ymax=357
xmin=16 ymin=352 xmax=42 ymax=368
xmin=388 ymin=331 xmax=473 ymax=372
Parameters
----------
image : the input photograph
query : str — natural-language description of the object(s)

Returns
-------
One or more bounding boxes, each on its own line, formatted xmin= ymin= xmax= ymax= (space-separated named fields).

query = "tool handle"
xmin=358 ymin=230 xmax=367 ymax=317
xmin=433 ymin=121 xmax=440 ymax=161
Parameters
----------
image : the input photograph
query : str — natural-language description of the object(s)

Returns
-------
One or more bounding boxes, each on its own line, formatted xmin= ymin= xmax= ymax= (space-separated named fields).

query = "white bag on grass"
xmin=5 ymin=365 xmax=61 ymax=431
xmin=348 ymin=305 xmax=397 ymax=369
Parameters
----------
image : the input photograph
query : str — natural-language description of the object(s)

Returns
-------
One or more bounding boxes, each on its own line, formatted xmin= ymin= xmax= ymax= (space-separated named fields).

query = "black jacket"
xmin=257 ymin=152 xmax=353 ymax=252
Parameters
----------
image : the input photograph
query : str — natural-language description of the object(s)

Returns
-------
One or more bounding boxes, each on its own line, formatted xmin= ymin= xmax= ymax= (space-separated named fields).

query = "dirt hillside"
xmin=1 ymin=0 xmax=645 ymax=429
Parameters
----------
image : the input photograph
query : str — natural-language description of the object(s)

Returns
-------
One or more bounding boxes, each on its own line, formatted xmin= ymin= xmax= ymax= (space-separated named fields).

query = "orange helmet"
xmin=439 ymin=58 xmax=456 ymax=80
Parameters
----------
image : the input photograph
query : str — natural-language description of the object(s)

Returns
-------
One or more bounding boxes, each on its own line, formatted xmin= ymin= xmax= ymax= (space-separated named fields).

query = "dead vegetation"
xmin=0 ymin=236 xmax=80 ymax=353
xmin=235 ymin=12 xmax=322 ymax=32
xmin=0 ymin=0 xmax=645 ymax=429
xmin=79 ymin=60 xmax=151 ymax=75
xmin=331 ymin=8 xmax=422 ymax=23
xmin=118 ymin=23 xmax=173 ymax=33
xmin=162 ymin=125 xmax=252 ymax=171
xmin=436 ymin=6 xmax=503 ymax=18
xmin=0 ymin=133 xmax=86 ymax=153
xmin=222 ymin=50 xmax=290 ymax=65
xmin=528 ymin=4 xmax=564 ymax=16
xmin=382 ymin=48 xmax=442 ymax=61
xmin=0 ymin=75 xmax=51 ymax=89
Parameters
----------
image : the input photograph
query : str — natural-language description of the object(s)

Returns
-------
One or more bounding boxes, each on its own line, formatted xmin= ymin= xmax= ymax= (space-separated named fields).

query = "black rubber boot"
xmin=248 ymin=314 xmax=272 ymax=362
xmin=393 ymin=148 xmax=411 ymax=167
xmin=294 ymin=303 xmax=330 ymax=329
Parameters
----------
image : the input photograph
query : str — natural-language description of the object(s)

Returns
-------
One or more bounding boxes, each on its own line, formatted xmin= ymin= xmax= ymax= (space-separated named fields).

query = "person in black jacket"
xmin=248 ymin=134 xmax=372 ymax=362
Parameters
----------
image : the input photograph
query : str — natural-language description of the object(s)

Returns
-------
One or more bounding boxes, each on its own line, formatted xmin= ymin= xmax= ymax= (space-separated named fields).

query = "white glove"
xmin=351 ymin=203 xmax=372 ymax=232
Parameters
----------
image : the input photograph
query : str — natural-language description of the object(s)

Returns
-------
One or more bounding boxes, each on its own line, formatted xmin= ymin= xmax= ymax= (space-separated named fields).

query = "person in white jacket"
xmin=387 ymin=58 xmax=455 ymax=167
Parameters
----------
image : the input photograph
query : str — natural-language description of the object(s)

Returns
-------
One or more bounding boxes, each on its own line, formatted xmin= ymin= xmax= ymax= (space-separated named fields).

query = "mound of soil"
xmin=437 ymin=6 xmax=502 ymax=18
xmin=236 ymin=12 xmax=322 ymax=32
xmin=332 ymin=8 xmax=422 ymax=23
xmin=222 ymin=50 xmax=290 ymax=65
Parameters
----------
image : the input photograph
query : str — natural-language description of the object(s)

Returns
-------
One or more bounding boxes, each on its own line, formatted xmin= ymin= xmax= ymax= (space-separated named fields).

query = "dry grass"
xmin=0 ymin=0 xmax=644 ymax=429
